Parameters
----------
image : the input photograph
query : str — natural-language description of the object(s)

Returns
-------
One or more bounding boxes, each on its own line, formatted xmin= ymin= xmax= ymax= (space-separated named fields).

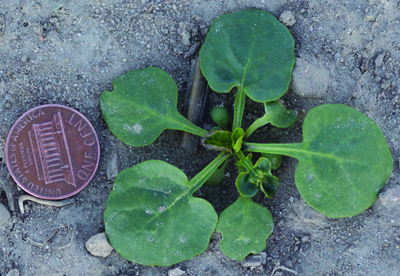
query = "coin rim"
xmin=5 ymin=104 xmax=100 ymax=200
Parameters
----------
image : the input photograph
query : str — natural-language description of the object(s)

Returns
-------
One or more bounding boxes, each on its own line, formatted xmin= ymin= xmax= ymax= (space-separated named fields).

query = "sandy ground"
xmin=1 ymin=0 xmax=400 ymax=275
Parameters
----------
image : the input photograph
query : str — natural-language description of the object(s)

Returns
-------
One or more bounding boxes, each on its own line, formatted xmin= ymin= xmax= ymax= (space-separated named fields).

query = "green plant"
xmin=100 ymin=9 xmax=393 ymax=266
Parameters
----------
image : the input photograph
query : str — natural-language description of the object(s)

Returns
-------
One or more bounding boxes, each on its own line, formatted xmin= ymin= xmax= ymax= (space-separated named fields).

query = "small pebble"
xmin=180 ymin=31 xmax=191 ymax=46
xmin=85 ymin=232 xmax=114 ymax=257
xmin=106 ymin=152 xmax=119 ymax=180
xmin=168 ymin=267 xmax=185 ymax=276
xmin=0 ymin=203 xmax=11 ymax=225
xmin=301 ymin=236 xmax=310 ymax=243
xmin=7 ymin=269 xmax=19 ymax=276
xmin=284 ymin=259 xmax=293 ymax=268
xmin=379 ymin=186 xmax=400 ymax=203
xmin=279 ymin=11 xmax=296 ymax=27
xmin=375 ymin=53 xmax=385 ymax=67
xmin=243 ymin=253 xmax=265 ymax=267
xmin=21 ymin=55 xmax=28 ymax=62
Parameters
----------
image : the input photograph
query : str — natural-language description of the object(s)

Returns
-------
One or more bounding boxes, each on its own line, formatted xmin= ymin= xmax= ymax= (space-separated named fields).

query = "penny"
xmin=5 ymin=104 xmax=100 ymax=200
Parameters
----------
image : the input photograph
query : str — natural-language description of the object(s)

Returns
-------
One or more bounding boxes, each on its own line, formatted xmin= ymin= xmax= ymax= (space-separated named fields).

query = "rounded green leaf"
xmin=294 ymin=105 xmax=393 ymax=217
xmin=104 ymin=160 xmax=218 ymax=266
xmin=244 ymin=104 xmax=393 ymax=218
xmin=100 ymin=67 xmax=207 ymax=147
xmin=200 ymin=9 xmax=295 ymax=102
xmin=216 ymin=196 xmax=273 ymax=260
xmin=210 ymin=105 xmax=230 ymax=130
xmin=236 ymin=172 xmax=258 ymax=198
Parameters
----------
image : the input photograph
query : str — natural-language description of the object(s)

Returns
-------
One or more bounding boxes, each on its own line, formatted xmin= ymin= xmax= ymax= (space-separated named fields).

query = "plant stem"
xmin=242 ymin=142 xmax=302 ymax=159
xmin=232 ymin=86 xmax=246 ymax=130
xmin=178 ymin=115 xmax=209 ymax=137
xmin=189 ymin=152 xmax=232 ymax=193
xmin=244 ymin=115 xmax=269 ymax=139
xmin=236 ymin=151 xmax=256 ymax=175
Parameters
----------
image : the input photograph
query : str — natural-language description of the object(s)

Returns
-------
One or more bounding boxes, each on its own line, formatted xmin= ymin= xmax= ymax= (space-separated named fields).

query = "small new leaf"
xmin=231 ymin=128 xmax=245 ymax=153
xmin=254 ymin=157 xmax=279 ymax=198
xmin=203 ymin=130 xmax=232 ymax=152
xmin=245 ymin=100 xmax=298 ymax=139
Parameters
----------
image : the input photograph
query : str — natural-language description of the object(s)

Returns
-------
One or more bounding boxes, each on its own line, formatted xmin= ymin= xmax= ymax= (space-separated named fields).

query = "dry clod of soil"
xmin=279 ymin=10 xmax=296 ymax=27
xmin=0 ymin=203 xmax=11 ymax=225
xmin=85 ymin=232 xmax=114 ymax=257
xmin=291 ymin=58 xmax=329 ymax=98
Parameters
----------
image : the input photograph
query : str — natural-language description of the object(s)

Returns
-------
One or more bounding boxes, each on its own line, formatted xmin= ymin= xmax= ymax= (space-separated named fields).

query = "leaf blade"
xmin=216 ymin=196 xmax=273 ymax=260
xmin=104 ymin=160 xmax=218 ymax=266
xmin=100 ymin=67 xmax=207 ymax=147
xmin=243 ymin=105 xmax=393 ymax=217
xmin=200 ymin=9 xmax=295 ymax=102
xmin=293 ymin=105 xmax=393 ymax=217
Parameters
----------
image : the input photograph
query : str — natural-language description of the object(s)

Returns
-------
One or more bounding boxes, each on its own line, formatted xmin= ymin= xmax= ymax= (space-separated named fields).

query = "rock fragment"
xmin=168 ymin=267 xmax=185 ymax=276
xmin=280 ymin=11 xmax=296 ymax=27
xmin=0 ymin=203 xmax=11 ymax=225
xmin=106 ymin=151 xmax=118 ymax=180
xmin=375 ymin=53 xmax=385 ymax=67
xmin=180 ymin=31 xmax=191 ymax=46
xmin=243 ymin=252 xmax=266 ymax=267
xmin=379 ymin=186 xmax=400 ymax=203
xmin=85 ymin=232 xmax=114 ymax=257
xmin=7 ymin=269 xmax=19 ymax=276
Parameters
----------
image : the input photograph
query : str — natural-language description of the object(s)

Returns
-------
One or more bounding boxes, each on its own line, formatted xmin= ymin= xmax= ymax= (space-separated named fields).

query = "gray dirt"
xmin=1 ymin=1 xmax=400 ymax=275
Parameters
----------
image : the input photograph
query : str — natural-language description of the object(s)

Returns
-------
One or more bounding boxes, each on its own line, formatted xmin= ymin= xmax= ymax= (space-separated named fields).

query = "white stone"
xmin=379 ymin=186 xmax=400 ymax=204
xmin=279 ymin=11 xmax=296 ymax=27
xmin=180 ymin=31 xmax=191 ymax=46
xmin=168 ymin=267 xmax=185 ymax=276
xmin=0 ymin=203 xmax=11 ymax=225
xmin=291 ymin=58 xmax=329 ymax=98
xmin=85 ymin=232 xmax=114 ymax=257
xmin=243 ymin=253 xmax=264 ymax=267
xmin=7 ymin=269 xmax=19 ymax=276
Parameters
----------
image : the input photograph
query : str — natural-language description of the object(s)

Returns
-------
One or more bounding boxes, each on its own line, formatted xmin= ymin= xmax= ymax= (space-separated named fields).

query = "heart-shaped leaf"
xmin=200 ymin=9 xmax=295 ymax=102
xmin=100 ymin=67 xmax=207 ymax=147
xmin=104 ymin=160 xmax=218 ymax=266
xmin=216 ymin=196 xmax=273 ymax=260
xmin=244 ymin=104 xmax=393 ymax=218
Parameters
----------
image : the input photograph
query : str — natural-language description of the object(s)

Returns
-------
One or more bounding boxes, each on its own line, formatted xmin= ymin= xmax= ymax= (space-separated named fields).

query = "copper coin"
xmin=5 ymin=104 xmax=100 ymax=200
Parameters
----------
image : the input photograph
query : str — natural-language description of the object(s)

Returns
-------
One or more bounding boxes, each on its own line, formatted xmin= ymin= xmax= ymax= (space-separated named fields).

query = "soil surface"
xmin=1 ymin=1 xmax=400 ymax=275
